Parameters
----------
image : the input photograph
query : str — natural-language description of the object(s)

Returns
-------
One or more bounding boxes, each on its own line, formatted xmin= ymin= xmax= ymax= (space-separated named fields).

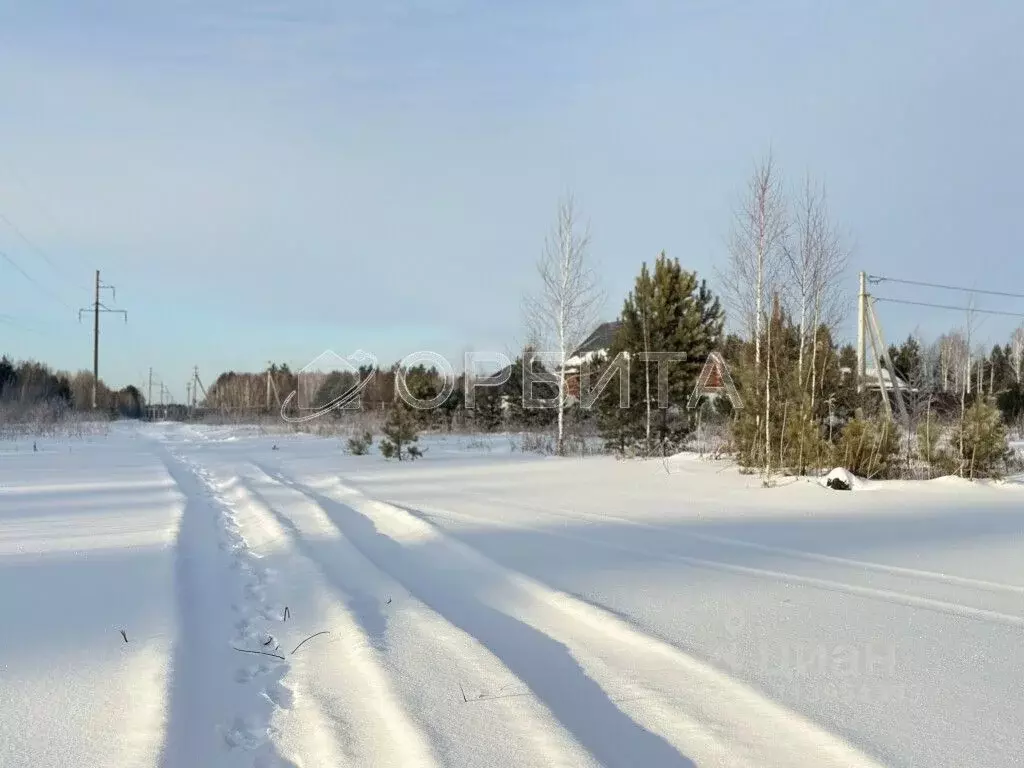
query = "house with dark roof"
xmin=566 ymin=321 xmax=623 ymax=367
xmin=562 ymin=320 xmax=623 ymax=399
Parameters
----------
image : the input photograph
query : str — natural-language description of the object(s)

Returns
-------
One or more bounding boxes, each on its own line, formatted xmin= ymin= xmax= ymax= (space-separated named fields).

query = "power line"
xmin=868 ymin=274 xmax=1024 ymax=301
xmin=0 ymin=246 xmax=75 ymax=312
xmin=0 ymin=158 xmax=77 ymax=247
xmin=872 ymin=296 xmax=1024 ymax=319
xmin=0 ymin=313 xmax=45 ymax=335
xmin=0 ymin=209 xmax=65 ymax=275
xmin=0 ymin=159 xmax=87 ymax=302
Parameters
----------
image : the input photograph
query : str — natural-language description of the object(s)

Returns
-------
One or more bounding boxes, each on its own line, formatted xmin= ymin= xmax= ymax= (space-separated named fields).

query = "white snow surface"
xmin=1 ymin=423 xmax=1022 ymax=767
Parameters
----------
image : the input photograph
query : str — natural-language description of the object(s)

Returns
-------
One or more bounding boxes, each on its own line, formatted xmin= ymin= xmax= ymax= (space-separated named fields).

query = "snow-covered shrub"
xmin=0 ymin=401 xmax=110 ymax=440
xmin=834 ymin=417 xmax=901 ymax=479
xmin=462 ymin=436 xmax=493 ymax=452
xmin=346 ymin=430 xmax=373 ymax=455
xmin=779 ymin=406 xmax=832 ymax=475
xmin=520 ymin=432 xmax=556 ymax=455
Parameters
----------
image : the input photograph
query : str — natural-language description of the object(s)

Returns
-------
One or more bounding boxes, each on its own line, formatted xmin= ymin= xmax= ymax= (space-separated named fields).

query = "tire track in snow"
xmin=192 ymin=465 xmax=437 ymax=768
xmin=267 ymin=468 xmax=884 ymax=768
xmin=193 ymin=464 xmax=298 ymax=762
xmin=452 ymin=488 xmax=1024 ymax=596
xmin=672 ymin=531 xmax=1024 ymax=595
xmin=155 ymin=446 xmax=297 ymax=768
xmin=429 ymin=489 xmax=1024 ymax=628
xmin=239 ymin=463 xmax=603 ymax=768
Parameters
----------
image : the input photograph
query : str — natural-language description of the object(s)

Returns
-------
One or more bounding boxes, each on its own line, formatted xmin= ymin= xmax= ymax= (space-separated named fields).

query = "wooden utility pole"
xmin=857 ymin=271 xmax=867 ymax=393
xmin=92 ymin=271 xmax=99 ymax=404
xmin=78 ymin=270 xmax=126 ymax=409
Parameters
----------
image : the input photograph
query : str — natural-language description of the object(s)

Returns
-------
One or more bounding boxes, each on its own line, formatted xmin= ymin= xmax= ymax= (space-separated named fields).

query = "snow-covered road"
xmin=1 ymin=423 xmax=1021 ymax=767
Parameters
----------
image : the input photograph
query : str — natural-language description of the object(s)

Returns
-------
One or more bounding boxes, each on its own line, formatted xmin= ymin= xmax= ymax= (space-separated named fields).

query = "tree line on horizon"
xmin=0 ymin=356 xmax=145 ymax=419
xmin=4 ymin=154 xmax=1023 ymax=477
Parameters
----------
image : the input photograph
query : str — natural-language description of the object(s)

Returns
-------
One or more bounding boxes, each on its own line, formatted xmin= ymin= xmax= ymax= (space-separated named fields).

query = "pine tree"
xmin=888 ymin=335 xmax=922 ymax=384
xmin=379 ymin=404 xmax=423 ymax=461
xmin=469 ymin=351 xmax=557 ymax=434
xmin=949 ymin=399 xmax=1010 ymax=478
xmin=471 ymin=381 xmax=507 ymax=432
xmin=439 ymin=375 xmax=464 ymax=431
xmin=988 ymin=344 xmax=1014 ymax=394
xmin=400 ymin=363 xmax=442 ymax=428
xmin=597 ymin=253 xmax=723 ymax=454
xmin=835 ymin=416 xmax=901 ymax=479
xmin=996 ymin=384 xmax=1024 ymax=432
xmin=504 ymin=351 xmax=559 ymax=432
xmin=0 ymin=356 xmax=17 ymax=399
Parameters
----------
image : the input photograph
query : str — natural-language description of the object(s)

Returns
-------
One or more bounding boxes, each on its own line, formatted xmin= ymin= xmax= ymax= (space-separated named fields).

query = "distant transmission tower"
xmin=78 ymin=270 xmax=126 ymax=409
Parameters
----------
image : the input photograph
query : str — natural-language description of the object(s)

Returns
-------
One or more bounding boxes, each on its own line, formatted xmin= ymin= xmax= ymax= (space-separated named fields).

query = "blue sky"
xmin=1 ymin=0 xmax=1022 ymax=397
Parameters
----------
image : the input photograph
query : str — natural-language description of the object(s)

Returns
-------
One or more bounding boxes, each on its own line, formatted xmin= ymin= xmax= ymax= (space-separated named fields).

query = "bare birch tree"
xmin=782 ymin=174 xmax=847 ymax=430
xmin=1011 ymin=324 xmax=1024 ymax=385
xmin=783 ymin=177 xmax=816 ymax=385
xmin=937 ymin=334 xmax=952 ymax=392
xmin=718 ymin=154 xmax=787 ymax=477
xmin=524 ymin=193 xmax=602 ymax=455
xmin=782 ymin=175 xmax=848 ymax=412
xmin=718 ymin=153 xmax=788 ymax=367
xmin=957 ymin=300 xmax=981 ymax=475
xmin=939 ymin=331 xmax=969 ymax=395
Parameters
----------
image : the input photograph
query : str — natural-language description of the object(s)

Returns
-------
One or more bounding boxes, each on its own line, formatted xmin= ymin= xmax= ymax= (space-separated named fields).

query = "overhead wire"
xmin=0 ymin=209 xmax=66 ymax=275
xmin=0 ymin=162 xmax=83 ymax=303
xmin=872 ymin=296 xmax=1024 ymax=319
xmin=0 ymin=246 xmax=76 ymax=313
xmin=0 ymin=313 xmax=45 ymax=335
xmin=0 ymin=158 xmax=77 ymax=247
xmin=868 ymin=274 xmax=1024 ymax=301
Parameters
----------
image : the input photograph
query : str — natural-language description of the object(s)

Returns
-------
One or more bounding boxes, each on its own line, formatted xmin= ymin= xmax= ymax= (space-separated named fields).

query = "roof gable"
xmin=570 ymin=321 xmax=622 ymax=359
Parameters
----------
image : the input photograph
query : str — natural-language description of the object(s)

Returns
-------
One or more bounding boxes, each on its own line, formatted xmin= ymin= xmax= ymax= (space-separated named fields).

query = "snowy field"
xmin=1 ymin=423 xmax=1022 ymax=768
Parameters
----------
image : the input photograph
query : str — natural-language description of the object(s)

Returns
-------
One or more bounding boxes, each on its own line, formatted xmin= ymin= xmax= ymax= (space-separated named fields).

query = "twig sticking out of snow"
xmin=233 ymin=646 xmax=286 ymax=661
xmin=290 ymin=631 xmax=329 ymax=655
xmin=282 ymin=606 xmax=290 ymax=622
xmin=461 ymin=690 xmax=534 ymax=704
xmin=119 ymin=629 xmax=127 ymax=643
